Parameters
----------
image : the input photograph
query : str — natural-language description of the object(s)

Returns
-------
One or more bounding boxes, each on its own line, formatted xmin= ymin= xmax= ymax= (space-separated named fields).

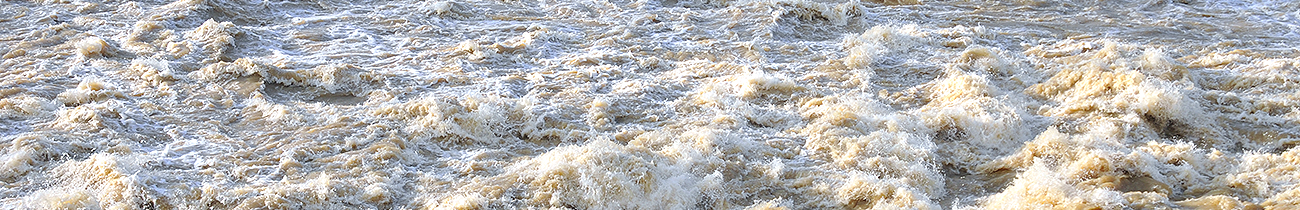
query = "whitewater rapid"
xmin=1 ymin=0 xmax=1298 ymax=209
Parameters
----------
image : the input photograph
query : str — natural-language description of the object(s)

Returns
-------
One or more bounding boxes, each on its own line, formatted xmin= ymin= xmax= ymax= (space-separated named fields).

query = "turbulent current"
xmin=1 ymin=0 xmax=1299 ymax=209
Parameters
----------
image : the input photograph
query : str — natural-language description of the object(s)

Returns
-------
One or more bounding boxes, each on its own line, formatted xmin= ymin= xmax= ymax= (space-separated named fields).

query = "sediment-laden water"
xmin=1 ymin=0 xmax=1298 ymax=209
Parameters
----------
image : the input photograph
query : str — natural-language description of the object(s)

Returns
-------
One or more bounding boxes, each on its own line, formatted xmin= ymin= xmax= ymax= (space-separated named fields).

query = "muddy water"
xmin=1 ymin=0 xmax=1298 ymax=209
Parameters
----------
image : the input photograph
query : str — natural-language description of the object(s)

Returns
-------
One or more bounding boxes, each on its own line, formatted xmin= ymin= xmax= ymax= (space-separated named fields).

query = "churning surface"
xmin=1 ymin=0 xmax=1299 ymax=209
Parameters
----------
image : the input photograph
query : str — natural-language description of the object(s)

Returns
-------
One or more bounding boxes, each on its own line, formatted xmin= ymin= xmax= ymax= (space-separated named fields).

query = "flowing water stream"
xmin=1 ymin=0 xmax=1298 ymax=209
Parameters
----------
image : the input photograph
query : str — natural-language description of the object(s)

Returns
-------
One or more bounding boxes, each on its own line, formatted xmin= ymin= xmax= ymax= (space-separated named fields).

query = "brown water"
xmin=1 ymin=0 xmax=1298 ymax=209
